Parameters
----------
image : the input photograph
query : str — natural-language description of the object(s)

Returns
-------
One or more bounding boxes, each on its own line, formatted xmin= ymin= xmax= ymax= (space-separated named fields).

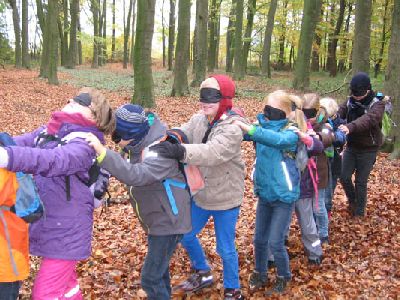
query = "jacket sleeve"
xmin=308 ymin=137 xmax=324 ymax=156
xmin=100 ymin=149 xmax=180 ymax=186
xmin=337 ymin=101 xmax=348 ymax=120
xmin=333 ymin=129 xmax=347 ymax=147
xmin=6 ymin=139 xmax=95 ymax=177
xmin=182 ymin=122 xmax=243 ymax=167
xmin=317 ymin=125 xmax=335 ymax=148
xmin=13 ymin=127 xmax=45 ymax=147
xmin=346 ymin=101 xmax=385 ymax=134
xmin=178 ymin=115 xmax=199 ymax=144
xmin=251 ymin=127 xmax=299 ymax=150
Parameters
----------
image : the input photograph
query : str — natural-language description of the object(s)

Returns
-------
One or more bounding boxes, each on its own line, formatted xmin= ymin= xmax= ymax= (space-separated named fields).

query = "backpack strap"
xmin=0 ymin=209 xmax=19 ymax=276
xmin=162 ymin=179 xmax=187 ymax=215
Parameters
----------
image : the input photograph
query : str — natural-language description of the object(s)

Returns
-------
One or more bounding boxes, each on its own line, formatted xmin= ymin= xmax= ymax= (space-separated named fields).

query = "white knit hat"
xmin=319 ymin=97 xmax=339 ymax=117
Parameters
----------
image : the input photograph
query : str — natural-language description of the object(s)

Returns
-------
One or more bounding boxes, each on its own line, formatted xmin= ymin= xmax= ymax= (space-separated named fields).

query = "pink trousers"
xmin=32 ymin=258 xmax=83 ymax=300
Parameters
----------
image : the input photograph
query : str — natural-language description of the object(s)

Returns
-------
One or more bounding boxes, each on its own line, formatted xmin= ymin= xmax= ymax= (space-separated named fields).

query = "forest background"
xmin=0 ymin=0 xmax=399 ymax=298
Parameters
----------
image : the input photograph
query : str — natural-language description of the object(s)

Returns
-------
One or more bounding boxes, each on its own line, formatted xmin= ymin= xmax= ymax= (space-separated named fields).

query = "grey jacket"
xmin=100 ymin=117 xmax=192 ymax=236
xmin=179 ymin=113 xmax=245 ymax=210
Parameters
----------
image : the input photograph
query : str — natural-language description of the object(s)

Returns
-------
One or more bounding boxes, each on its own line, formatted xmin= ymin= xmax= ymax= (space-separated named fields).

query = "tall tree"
xmin=293 ymin=0 xmax=323 ymax=90
xmin=98 ymin=0 xmax=104 ymax=66
xmin=21 ymin=0 xmax=29 ymax=68
xmin=385 ymin=0 xmax=400 ymax=159
xmin=47 ymin=0 xmax=59 ymax=84
xmin=101 ymin=0 xmax=107 ymax=65
xmin=77 ymin=4 xmax=83 ymax=65
xmin=36 ymin=0 xmax=48 ymax=77
xmin=66 ymin=0 xmax=78 ymax=68
xmin=91 ymin=0 xmax=99 ymax=68
xmin=277 ymin=0 xmax=289 ymax=70
xmin=167 ymin=0 xmax=176 ymax=70
xmin=225 ymin=0 xmax=236 ymax=72
xmin=242 ymin=0 xmax=256 ymax=72
xmin=191 ymin=0 xmax=208 ymax=87
xmin=311 ymin=7 xmax=324 ymax=72
xmin=374 ymin=0 xmax=389 ymax=78
xmin=123 ymin=0 xmax=134 ymax=69
xmin=261 ymin=0 xmax=278 ymax=77
xmin=171 ymin=0 xmax=191 ymax=96
xmin=133 ymin=0 xmax=156 ymax=107
xmin=233 ymin=0 xmax=244 ymax=80
xmin=352 ymin=0 xmax=372 ymax=75
xmin=111 ymin=0 xmax=116 ymax=61
xmin=61 ymin=0 xmax=69 ymax=66
xmin=207 ymin=0 xmax=221 ymax=72
xmin=327 ymin=0 xmax=345 ymax=77
xmin=162 ymin=0 xmax=166 ymax=67
xmin=8 ymin=0 xmax=21 ymax=68
xmin=130 ymin=0 xmax=136 ymax=65
xmin=338 ymin=1 xmax=353 ymax=72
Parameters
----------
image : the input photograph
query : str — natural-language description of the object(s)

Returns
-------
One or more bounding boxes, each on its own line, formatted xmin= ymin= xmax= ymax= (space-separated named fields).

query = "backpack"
xmin=0 ymin=132 xmax=44 ymax=223
xmin=34 ymin=131 xmax=111 ymax=204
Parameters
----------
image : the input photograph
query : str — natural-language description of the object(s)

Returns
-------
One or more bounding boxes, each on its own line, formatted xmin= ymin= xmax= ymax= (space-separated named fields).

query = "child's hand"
xmin=86 ymin=133 xmax=106 ymax=155
xmin=338 ymin=124 xmax=349 ymax=135
xmin=232 ymin=120 xmax=252 ymax=133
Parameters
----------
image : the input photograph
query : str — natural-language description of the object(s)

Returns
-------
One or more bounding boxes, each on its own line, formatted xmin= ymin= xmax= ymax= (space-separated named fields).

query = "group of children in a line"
xmin=0 ymin=72 xmax=384 ymax=300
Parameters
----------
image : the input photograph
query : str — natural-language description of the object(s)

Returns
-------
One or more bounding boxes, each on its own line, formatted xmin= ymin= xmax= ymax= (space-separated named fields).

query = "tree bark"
xmin=338 ymin=1 xmax=352 ymax=73
xmin=47 ymin=0 xmax=59 ymax=85
xmin=225 ymin=0 xmax=236 ymax=72
xmin=261 ymin=0 xmax=277 ymax=77
xmin=233 ymin=0 xmax=244 ymax=80
xmin=327 ymin=0 xmax=345 ymax=77
xmin=293 ymin=0 xmax=323 ymax=90
xmin=352 ymin=0 xmax=372 ymax=75
xmin=8 ymin=0 xmax=21 ymax=68
xmin=123 ymin=0 xmax=134 ymax=69
xmin=133 ymin=0 xmax=156 ymax=107
xmin=37 ymin=0 xmax=48 ymax=77
xmin=207 ymin=0 xmax=220 ymax=72
xmin=111 ymin=0 xmax=116 ymax=61
xmin=191 ymin=0 xmax=208 ymax=87
xmin=130 ymin=0 xmax=136 ymax=66
xmin=77 ymin=4 xmax=83 ymax=65
xmin=66 ymin=0 xmax=78 ymax=68
xmin=311 ymin=6 xmax=324 ymax=72
xmin=374 ymin=0 xmax=389 ymax=78
xmin=243 ymin=0 xmax=256 ymax=73
xmin=385 ymin=0 xmax=400 ymax=159
xmin=98 ymin=0 xmax=104 ymax=66
xmin=171 ymin=0 xmax=191 ymax=96
xmin=277 ymin=0 xmax=289 ymax=70
xmin=21 ymin=0 xmax=30 ymax=68
xmin=168 ymin=0 xmax=176 ymax=70
xmin=162 ymin=0 xmax=166 ymax=68
xmin=101 ymin=0 xmax=107 ymax=65
xmin=61 ymin=0 xmax=69 ymax=67
xmin=91 ymin=0 xmax=99 ymax=68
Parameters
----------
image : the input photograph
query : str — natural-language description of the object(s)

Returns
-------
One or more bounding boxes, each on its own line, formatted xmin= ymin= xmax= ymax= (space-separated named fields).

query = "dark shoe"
xmin=173 ymin=270 xmax=213 ymax=293
xmin=320 ymin=236 xmax=329 ymax=245
xmin=265 ymin=276 xmax=289 ymax=296
xmin=308 ymin=256 xmax=323 ymax=265
xmin=267 ymin=260 xmax=276 ymax=269
xmin=248 ymin=271 xmax=267 ymax=291
xmin=224 ymin=288 xmax=244 ymax=300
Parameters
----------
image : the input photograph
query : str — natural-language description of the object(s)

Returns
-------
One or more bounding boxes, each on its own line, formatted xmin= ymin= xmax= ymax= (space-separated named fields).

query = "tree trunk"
xmin=77 ymin=5 xmax=83 ymax=65
xmin=162 ymin=0 xmax=166 ymax=68
xmin=214 ymin=2 xmax=221 ymax=69
xmin=21 ymin=0 xmax=30 ymax=68
xmin=385 ymin=0 xmax=400 ymax=159
xmin=327 ymin=0 xmax=345 ymax=77
xmin=243 ymin=0 xmax=256 ymax=73
xmin=91 ymin=0 xmax=99 ymax=68
xmin=261 ymin=0 xmax=277 ymax=77
xmin=61 ymin=0 xmax=69 ymax=67
xmin=66 ymin=0 xmax=78 ymax=68
xmin=98 ymin=0 xmax=103 ymax=66
xmin=233 ymin=0 xmax=244 ymax=80
xmin=277 ymin=0 xmax=289 ymax=70
xmin=338 ymin=1 xmax=352 ymax=73
xmin=130 ymin=0 xmax=136 ymax=66
xmin=133 ymin=0 xmax=156 ymax=107
xmin=168 ymin=0 xmax=176 ymax=70
xmin=207 ymin=0 xmax=219 ymax=72
xmin=374 ymin=0 xmax=389 ymax=78
xmin=123 ymin=0 xmax=134 ymax=69
xmin=37 ymin=0 xmax=48 ymax=77
xmin=311 ymin=6 xmax=324 ymax=72
xmin=225 ymin=0 xmax=236 ymax=72
xmin=47 ymin=0 xmax=59 ymax=85
xmin=352 ymin=0 xmax=372 ymax=75
xmin=8 ymin=0 xmax=21 ymax=68
xmin=111 ymin=0 xmax=116 ymax=61
xmin=101 ymin=0 xmax=107 ymax=65
xmin=171 ymin=0 xmax=191 ymax=96
xmin=293 ymin=0 xmax=323 ymax=90
xmin=191 ymin=0 xmax=208 ymax=87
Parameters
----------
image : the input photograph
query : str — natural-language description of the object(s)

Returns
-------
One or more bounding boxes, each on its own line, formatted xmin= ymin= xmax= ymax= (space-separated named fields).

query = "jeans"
xmin=0 ymin=282 xmax=20 ymax=300
xmin=254 ymin=199 xmax=294 ymax=280
xmin=340 ymin=148 xmax=377 ymax=216
xmin=181 ymin=201 xmax=240 ymax=289
xmin=325 ymin=159 xmax=334 ymax=213
xmin=313 ymin=188 xmax=329 ymax=238
xmin=141 ymin=234 xmax=183 ymax=300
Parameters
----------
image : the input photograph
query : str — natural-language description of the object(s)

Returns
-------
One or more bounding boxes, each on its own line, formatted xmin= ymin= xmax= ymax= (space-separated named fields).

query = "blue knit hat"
xmin=115 ymin=104 xmax=150 ymax=144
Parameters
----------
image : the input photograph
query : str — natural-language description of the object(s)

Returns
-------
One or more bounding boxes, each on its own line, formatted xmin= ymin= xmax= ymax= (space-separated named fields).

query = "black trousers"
xmin=340 ymin=148 xmax=377 ymax=216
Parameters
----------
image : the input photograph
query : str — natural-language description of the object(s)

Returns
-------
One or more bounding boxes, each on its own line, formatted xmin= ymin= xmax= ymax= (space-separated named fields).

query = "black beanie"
xmin=350 ymin=72 xmax=371 ymax=92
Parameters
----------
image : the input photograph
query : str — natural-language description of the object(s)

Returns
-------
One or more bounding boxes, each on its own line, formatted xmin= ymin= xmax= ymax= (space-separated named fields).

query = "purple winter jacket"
xmin=6 ymin=123 xmax=103 ymax=260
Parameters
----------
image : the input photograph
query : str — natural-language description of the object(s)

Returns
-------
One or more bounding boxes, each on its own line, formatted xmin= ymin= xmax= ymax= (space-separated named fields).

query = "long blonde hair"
xmin=266 ymin=90 xmax=307 ymax=132
xmin=77 ymin=87 xmax=115 ymax=134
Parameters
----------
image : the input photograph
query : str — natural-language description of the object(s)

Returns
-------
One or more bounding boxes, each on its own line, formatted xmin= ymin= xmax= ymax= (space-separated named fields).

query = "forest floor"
xmin=0 ymin=65 xmax=399 ymax=299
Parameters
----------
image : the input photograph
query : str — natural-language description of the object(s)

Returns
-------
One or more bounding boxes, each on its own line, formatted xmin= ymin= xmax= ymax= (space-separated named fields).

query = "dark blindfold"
xmin=200 ymin=88 xmax=222 ymax=103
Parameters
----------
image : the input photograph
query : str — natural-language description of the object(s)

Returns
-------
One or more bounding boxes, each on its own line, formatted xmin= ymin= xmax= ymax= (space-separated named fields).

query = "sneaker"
xmin=173 ymin=270 xmax=213 ymax=293
xmin=308 ymin=256 xmax=323 ymax=265
xmin=248 ymin=271 xmax=267 ymax=291
xmin=265 ymin=276 xmax=289 ymax=296
xmin=224 ymin=288 xmax=244 ymax=300
xmin=320 ymin=236 xmax=329 ymax=245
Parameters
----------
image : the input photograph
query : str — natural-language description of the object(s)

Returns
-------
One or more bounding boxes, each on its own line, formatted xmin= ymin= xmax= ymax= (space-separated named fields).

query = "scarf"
xmin=46 ymin=111 xmax=97 ymax=135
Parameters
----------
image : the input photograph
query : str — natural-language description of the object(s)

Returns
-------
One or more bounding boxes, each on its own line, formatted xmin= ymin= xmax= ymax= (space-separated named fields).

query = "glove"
xmin=150 ymin=141 xmax=186 ymax=160
xmin=0 ymin=147 xmax=9 ymax=168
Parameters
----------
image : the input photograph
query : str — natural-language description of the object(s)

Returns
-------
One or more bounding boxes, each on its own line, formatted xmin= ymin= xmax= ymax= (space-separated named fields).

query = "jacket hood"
xmin=257 ymin=113 xmax=289 ymax=130
xmin=211 ymin=75 xmax=235 ymax=100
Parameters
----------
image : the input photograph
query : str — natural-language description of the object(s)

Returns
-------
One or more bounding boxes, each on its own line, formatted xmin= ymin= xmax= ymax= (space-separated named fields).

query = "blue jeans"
xmin=313 ymin=188 xmax=329 ymax=238
xmin=141 ymin=234 xmax=183 ymax=300
xmin=254 ymin=199 xmax=294 ymax=280
xmin=0 ymin=281 xmax=20 ymax=300
xmin=181 ymin=201 xmax=240 ymax=289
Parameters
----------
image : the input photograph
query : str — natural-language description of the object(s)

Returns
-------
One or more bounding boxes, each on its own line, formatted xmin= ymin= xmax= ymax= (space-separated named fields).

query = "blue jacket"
xmin=250 ymin=114 xmax=300 ymax=203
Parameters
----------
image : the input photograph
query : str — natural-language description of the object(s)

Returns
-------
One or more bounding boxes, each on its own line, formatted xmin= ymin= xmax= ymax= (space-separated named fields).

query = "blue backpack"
xmin=0 ymin=132 xmax=44 ymax=223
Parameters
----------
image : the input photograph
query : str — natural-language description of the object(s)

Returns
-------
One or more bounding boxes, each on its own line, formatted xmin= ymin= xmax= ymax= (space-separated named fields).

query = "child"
xmin=234 ymin=90 xmax=305 ymax=295
xmin=302 ymin=93 xmax=335 ymax=244
xmin=0 ymin=88 xmax=115 ymax=299
xmin=151 ymin=75 xmax=246 ymax=300
xmin=86 ymin=104 xmax=192 ymax=300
